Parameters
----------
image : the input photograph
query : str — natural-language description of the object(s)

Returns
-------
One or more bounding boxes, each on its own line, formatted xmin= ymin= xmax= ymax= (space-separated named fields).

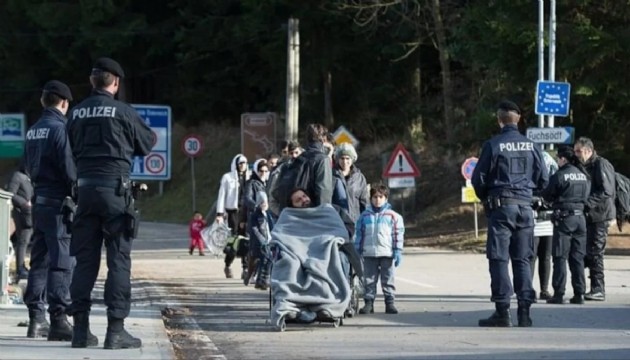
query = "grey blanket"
xmin=269 ymin=205 xmax=351 ymax=327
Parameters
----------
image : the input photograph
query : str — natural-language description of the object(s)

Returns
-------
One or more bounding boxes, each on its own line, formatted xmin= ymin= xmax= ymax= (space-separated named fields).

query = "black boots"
xmin=517 ymin=301 xmax=532 ymax=327
xmin=546 ymin=294 xmax=565 ymax=304
xmin=359 ymin=300 xmax=374 ymax=314
xmin=71 ymin=312 xmax=99 ymax=348
xmin=104 ymin=318 xmax=142 ymax=349
xmin=478 ymin=303 xmax=512 ymax=327
xmin=385 ymin=302 xmax=398 ymax=314
xmin=26 ymin=312 xmax=49 ymax=338
xmin=570 ymin=294 xmax=585 ymax=304
xmin=47 ymin=313 xmax=73 ymax=341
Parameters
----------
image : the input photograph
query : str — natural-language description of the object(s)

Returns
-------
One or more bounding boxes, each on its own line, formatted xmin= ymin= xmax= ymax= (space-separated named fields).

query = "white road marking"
xmin=397 ymin=276 xmax=437 ymax=288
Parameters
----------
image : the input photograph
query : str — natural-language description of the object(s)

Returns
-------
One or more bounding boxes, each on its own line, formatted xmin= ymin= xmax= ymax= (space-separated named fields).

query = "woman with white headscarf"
xmin=332 ymin=143 xmax=369 ymax=226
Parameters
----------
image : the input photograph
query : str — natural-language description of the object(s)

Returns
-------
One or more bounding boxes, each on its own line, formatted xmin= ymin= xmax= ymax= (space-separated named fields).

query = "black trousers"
xmin=531 ymin=236 xmax=552 ymax=292
xmin=11 ymin=211 xmax=32 ymax=273
xmin=24 ymin=204 xmax=74 ymax=318
xmin=224 ymin=208 xmax=247 ymax=269
xmin=585 ymin=221 xmax=608 ymax=293
xmin=66 ymin=186 xmax=132 ymax=320
xmin=551 ymin=215 xmax=586 ymax=296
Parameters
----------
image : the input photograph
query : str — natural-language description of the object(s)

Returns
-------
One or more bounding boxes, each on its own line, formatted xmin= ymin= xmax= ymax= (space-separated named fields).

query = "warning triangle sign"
xmin=382 ymin=143 xmax=421 ymax=178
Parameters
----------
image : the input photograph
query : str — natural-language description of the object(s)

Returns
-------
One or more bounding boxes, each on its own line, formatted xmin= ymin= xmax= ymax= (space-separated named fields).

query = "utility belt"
xmin=35 ymin=196 xmax=63 ymax=208
xmin=485 ymin=196 xmax=531 ymax=211
xmin=77 ymin=176 xmax=140 ymax=238
xmin=551 ymin=209 xmax=584 ymax=225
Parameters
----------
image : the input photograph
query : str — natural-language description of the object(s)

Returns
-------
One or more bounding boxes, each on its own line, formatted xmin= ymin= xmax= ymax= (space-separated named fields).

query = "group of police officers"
xmin=21 ymin=57 xmax=153 ymax=349
xmin=472 ymin=100 xmax=616 ymax=327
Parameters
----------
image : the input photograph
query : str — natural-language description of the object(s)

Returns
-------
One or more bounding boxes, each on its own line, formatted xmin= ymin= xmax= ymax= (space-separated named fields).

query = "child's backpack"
xmin=268 ymin=155 xmax=311 ymax=215
xmin=614 ymin=172 xmax=630 ymax=231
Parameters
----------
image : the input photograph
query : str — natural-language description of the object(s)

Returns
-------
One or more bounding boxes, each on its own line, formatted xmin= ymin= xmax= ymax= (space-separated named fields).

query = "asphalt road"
xmin=132 ymin=222 xmax=630 ymax=360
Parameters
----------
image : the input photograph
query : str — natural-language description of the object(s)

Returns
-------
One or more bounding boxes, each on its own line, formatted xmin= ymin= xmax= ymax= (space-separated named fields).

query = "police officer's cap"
xmin=557 ymin=146 xmax=574 ymax=160
xmin=92 ymin=57 xmax=125 ymax=78
xmin=43 ymin=80 xmax=73 ymax=101
xmin=496 ymin=100 xmax=521 ymax=115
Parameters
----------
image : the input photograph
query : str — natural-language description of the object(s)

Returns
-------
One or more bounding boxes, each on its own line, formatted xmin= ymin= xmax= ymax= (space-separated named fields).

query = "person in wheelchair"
xmin=268 ymin=188 xmax=363 ymax=328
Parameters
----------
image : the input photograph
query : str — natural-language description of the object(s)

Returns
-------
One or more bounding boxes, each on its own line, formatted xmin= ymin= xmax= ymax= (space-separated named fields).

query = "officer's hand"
xmin=239 ymin=222 xmax=245 ymax=230
xmin=215 ymin=215 xmax=224 ymax=224
xmin=531 ymin=197 xmax=543 ymax=210
xmin=393 ymin=249 xmax=402 ymax=267
xmin=26 ymin=200 xmax=32 ymax=208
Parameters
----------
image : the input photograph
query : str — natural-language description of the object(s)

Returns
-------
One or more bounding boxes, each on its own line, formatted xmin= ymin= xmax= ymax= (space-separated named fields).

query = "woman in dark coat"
xmin=332 ymin=143 xmax=369 ymax=225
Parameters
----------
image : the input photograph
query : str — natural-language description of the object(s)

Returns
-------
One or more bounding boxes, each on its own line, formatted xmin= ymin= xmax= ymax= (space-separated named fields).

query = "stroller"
xmin=267 ymin=204 xmax=363 ymax=332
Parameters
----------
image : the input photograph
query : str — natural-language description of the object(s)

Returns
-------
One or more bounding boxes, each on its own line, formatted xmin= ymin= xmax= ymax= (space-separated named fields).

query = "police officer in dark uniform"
xmin=22 ymin=80 xmax=76 ymax=340
xmin=541 ymin=146 xmax=590 ymax=305
xmin=66 ymin=58 xmax=153 ymax=349
xmin=472 ymin=100 xmax=549 ymax=328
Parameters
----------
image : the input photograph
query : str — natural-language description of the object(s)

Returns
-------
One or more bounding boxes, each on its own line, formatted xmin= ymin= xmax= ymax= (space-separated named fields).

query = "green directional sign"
xmin=0 ymin=114 xmax=26 ymax=158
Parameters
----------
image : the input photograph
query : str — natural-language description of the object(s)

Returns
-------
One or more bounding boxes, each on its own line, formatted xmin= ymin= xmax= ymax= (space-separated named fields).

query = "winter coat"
xmin=583 ymin=153 xmax=616 ymax=222
xmin=332 ymin=165 xmax=369 ymax=223
xmin=243 ymin=159 xmax=268 ymax=215
xmin=354 ymin=203 xmax=405 ymax=257
xmin=6 ymin=170 xmax=34 ymax=229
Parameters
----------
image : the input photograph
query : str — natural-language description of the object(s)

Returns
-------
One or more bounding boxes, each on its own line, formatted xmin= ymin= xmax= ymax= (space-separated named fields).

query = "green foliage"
xmin=0 ymin=0 xmax=628 ymax=162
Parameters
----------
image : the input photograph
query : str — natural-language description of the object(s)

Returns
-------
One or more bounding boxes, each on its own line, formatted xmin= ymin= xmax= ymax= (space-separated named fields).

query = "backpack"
xmin=614 ymin=172 xmax=630 ymax=231
xmin=268 ymin=155 xmax=311 ymax=215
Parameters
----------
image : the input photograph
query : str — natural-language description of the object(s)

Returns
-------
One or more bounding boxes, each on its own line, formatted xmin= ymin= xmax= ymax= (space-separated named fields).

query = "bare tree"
xmin=339 ymin=0 xmax=457 ymax=145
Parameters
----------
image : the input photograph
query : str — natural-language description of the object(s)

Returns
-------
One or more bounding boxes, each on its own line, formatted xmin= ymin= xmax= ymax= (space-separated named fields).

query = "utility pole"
xmin=548 ymin=0 xmax=557 ymax=149
xmin=537 ymin=0 xmax=545 ymax=129
xmin=285 ymin=18 xmax=300 ymax=142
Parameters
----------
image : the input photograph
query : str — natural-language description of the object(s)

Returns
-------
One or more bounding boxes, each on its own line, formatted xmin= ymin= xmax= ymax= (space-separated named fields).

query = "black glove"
xmin=531 ymin=197 xmax=543 ymax=211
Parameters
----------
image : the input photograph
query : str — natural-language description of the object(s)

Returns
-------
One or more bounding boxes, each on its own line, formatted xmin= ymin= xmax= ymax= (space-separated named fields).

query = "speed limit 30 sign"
xmin=182 ymin=134 xmax=204 ymax=157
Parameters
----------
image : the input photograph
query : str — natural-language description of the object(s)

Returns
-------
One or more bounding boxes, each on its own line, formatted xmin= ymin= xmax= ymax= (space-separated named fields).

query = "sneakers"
xmin=584 ymin=291 xmax=605 ymax=301
xmin=224 ymin=267 xmax=233 ymax=278
xmin=570 ymin=294 xmax=585 ymax=304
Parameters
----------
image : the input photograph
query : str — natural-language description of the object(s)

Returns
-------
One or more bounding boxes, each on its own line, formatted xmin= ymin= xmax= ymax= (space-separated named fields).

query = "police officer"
xmin=22 ymin=80 xmax=76 ymax=340
xmin=541 ymin=146 xmax=590 ymax=304
xmin=573 ymin=137 xmax=615 ymax=301
xmin=66 ymin=58 xmax=153 ymax=349
xmin=472 ymin=100 xmax=548 ymax=328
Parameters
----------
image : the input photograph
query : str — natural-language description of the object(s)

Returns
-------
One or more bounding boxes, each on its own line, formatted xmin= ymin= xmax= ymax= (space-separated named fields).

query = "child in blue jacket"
xmin=354 ymin=183 xmax=405 ymax=314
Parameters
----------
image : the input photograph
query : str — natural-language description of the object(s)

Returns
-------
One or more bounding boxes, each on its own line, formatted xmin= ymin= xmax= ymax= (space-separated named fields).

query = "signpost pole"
xmin=473 ymin=202 xmax=479 ymax=239
xmin=191 ymin=157 xmax=196 ymax=212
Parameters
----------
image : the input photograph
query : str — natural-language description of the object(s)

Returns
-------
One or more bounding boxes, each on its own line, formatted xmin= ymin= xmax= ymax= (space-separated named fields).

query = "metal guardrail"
xmin=0 ymin=189 xmax=13 ymax=305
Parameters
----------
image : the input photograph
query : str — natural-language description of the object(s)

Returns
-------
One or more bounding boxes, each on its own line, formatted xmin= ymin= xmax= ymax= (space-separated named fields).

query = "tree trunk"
xmin=430 ymin=0 xmax=455 ymax=145
xmin=324 ymin=70 xmax=334 ymax=128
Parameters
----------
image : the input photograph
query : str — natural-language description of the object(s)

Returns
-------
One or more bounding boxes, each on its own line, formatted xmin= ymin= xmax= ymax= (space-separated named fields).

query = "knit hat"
xmin=335 ymin=143 xmax=358 ymax=162
xmin=256 ymin=191 xmax=268 ymax=207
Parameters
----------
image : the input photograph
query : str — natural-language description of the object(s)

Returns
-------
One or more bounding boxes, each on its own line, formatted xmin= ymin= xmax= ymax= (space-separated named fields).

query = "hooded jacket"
xmin=243 ymin=158 xmax=268 ymax=214
xmin=216 ymin=154 xmax=251 ymax=214
xmin=354 ymin=202 xmax=405 ymax=257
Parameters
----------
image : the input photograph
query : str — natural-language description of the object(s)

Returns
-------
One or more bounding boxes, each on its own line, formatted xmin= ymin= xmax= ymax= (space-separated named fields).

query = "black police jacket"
xmin=68 ymin=89 xmax=153 ymax=178
xmin=541 ymin=163 xmax=590 ymax=211
xmin=471 ymin=124 xmax=549 ymax=202
xmin=583 ymin=154 xmax=616 ymax=222
xmin=23 ymin=107 xmax=76 ymax=199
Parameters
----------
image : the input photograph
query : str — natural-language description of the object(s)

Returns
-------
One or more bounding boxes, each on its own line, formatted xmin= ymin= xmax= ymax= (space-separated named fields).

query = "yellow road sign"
xmin=461 ymin=185 xmax=480 ymax=203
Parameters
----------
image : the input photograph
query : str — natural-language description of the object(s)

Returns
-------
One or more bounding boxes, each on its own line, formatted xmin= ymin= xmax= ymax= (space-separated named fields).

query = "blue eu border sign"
xmin=535 ymin=81 xmax=571 ymax=117
xmin=130 ymin=104 xmax=171 ymax=181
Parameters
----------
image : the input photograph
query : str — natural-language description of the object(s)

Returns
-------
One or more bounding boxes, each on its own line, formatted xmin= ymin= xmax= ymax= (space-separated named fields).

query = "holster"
xmin=61 ymin=196 xmax=77 ymax=234
xmin=125 ymin=199 xmax=140 ymax=239
xmin=485 ymin=196 xmax=501 ymax=211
